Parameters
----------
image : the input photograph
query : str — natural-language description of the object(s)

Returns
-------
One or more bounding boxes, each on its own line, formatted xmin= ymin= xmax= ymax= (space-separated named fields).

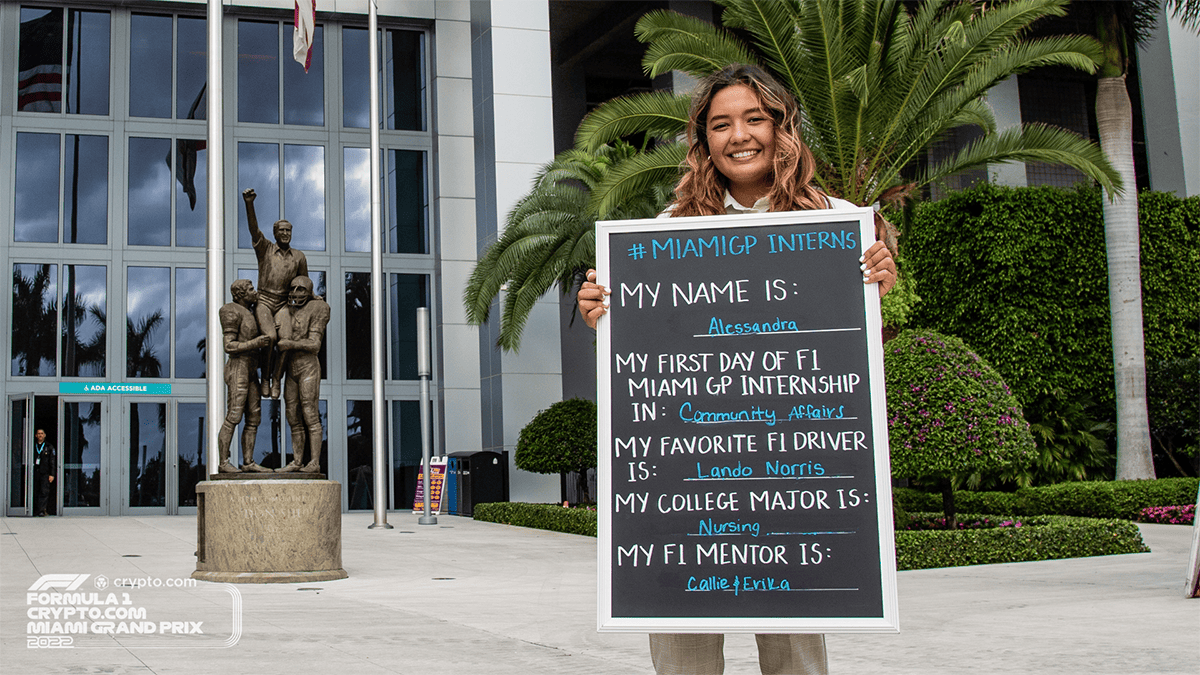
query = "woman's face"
xmin=705 ymin=84 xmax=776 ymax=204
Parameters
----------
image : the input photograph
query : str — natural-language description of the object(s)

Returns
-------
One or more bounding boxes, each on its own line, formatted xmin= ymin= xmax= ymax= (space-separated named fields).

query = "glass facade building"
xmin=0 ymin=1 xmax=557 ymax=516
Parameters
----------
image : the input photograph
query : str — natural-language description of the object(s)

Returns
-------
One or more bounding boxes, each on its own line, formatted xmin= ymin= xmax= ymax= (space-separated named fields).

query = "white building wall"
xmin=472 ymin=1 xmax=561 ymax=503
xmin=986 ymin=76 xmax=1027 ymax=187
xmin=434 ymin=1 xmax=484 ymax=459
xmin=1138 ymin=8 xmax=1199 ymax=197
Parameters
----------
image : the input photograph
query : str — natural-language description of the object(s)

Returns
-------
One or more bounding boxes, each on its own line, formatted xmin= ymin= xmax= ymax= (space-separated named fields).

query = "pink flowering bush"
xmin=897 ymin=513 xmax=1024 ymax=531
xmin=1136 ymin=504 xmax=1194 ymax=525
xmin=886 ymin=329 xmax=1036 ymax=522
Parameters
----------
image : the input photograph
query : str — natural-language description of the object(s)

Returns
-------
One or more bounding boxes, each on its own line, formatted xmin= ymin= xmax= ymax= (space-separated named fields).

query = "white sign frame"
xmin=596 ymin=208 xmax=899 ymax=633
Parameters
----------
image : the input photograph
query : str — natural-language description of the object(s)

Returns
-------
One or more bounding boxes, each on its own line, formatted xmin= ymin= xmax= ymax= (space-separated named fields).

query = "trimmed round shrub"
xmin=886 ymin=329 xmax=1036 ymax=486
xmin=516 ymin=398 xmax=597 ymax=500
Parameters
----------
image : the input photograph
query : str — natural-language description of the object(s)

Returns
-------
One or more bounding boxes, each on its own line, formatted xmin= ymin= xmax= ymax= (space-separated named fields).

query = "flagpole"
xmin=205 ymin=0 xmax=225 ymax=476
xmin=367 ymin=0 xmax=392 ymax=529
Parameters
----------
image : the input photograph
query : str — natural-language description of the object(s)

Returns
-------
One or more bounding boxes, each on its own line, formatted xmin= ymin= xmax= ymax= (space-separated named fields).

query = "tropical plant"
xmin=515 ymin=398 xmax=598 ymax=503
xmin=1020 ymin=388 xmax=1114 ymax=486
xmin=576 ymin=0 xmax=1122 ymax=226
xmin=1086 ymin=0 xmax=1198 ymax=480
xmin=885 ymin=329 xmax=1037 ymax=526
xmin=464 ymin=141 xmax=673 ymax=351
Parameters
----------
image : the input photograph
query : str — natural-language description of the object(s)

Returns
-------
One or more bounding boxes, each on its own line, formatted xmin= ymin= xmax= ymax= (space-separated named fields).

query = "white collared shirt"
xmin=660 ymin=191 xmax=856 ymax=218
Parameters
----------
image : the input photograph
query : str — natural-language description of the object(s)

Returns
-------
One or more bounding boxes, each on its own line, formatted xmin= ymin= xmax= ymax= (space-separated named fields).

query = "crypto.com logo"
xmin=28 ymin=575 xmax=90 ymax=592
xmin=26 ymin=573 xmax=242 ymax=650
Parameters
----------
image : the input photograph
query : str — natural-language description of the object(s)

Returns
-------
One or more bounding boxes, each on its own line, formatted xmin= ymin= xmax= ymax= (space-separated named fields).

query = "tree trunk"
xmin=941 ymin=479 xmax=957 ymax=529
xmin=1095 ymin=74 xmax=1155 ymax=481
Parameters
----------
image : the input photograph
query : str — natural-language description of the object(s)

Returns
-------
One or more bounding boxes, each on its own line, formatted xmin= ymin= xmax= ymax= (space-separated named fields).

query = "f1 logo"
xmin=28 ymin=574 xmax=90 ymax=592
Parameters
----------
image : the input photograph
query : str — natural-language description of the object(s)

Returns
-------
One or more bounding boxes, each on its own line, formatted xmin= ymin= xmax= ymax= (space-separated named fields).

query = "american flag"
xmin=18 ymin=10 xmax=63 ymax=112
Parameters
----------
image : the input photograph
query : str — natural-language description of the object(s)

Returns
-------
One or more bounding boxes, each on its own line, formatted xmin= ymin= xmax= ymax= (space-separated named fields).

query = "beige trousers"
xmin=649 ymin=633 xmax=828 ymax=675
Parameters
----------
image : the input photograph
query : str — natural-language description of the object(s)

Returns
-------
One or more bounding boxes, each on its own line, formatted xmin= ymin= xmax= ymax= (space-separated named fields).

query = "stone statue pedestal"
xmin=192 ymin=478 xmax=348 ymax=584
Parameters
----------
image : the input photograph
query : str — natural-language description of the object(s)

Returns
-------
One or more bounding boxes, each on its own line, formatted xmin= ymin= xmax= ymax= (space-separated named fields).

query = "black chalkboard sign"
xmin=596 ymin=208 xmax=898 ymax=633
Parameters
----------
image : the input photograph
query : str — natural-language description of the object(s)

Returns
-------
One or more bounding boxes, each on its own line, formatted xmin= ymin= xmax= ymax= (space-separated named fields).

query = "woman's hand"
xmin=578 ymin=269 xmax=610 ymax=329
xmin=861 ymin=241 xmax=896 ymax=297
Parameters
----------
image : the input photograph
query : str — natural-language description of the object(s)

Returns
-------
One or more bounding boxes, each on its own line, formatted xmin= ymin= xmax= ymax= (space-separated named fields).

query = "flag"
xmin=18 ymin=10 xmax=63 ymax=112
xmin=293 ymin=0 xmax=316 ymax=73
xmin=166 ymin=84 xmax=208 ymax=211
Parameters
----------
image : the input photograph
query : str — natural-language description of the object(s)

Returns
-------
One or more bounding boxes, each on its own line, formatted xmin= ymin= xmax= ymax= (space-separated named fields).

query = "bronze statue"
xmin=216 ymin=280 xmax=274 ymax=474
xmin=275 ymin=276 xmax=330 ymax=473
xmin=243 ymin=188 xmax=308 ymax=399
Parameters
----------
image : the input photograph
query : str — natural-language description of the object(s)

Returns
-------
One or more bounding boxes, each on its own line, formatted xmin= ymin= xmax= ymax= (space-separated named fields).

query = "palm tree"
xmin=1089 ymin=0 xmax=1197 ymax=480
xmin=576 ymin=0 xmax=1122 ymax=234
xmin=464 ymin=141 xmax=674 ymax=351
xmin=11 ymin=265 xmax=58 ymax=376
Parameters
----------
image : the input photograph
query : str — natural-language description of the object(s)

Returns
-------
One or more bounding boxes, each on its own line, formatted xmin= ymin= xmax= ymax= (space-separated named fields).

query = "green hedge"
xmin=474 ymin=503 xmax=1155 ymax=570
xmin=895 ymin=513 xmax=1149 ymax=570
xmin=903 ymin=185 xmax=1200 ymax=410
xmin=895 ymin=477 xmax=1199 ymax=519
xmin=473 ymin=502 xmax=597 ymax=537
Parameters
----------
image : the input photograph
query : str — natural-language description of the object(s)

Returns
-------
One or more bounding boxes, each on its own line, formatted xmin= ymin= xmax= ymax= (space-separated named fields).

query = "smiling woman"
xmin=704 ymin=85 xmax=776 ymax=205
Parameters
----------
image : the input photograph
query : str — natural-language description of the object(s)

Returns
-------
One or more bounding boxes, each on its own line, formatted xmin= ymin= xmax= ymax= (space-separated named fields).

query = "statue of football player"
xmin=216 ymin=279 xmax=274 ymax=473
xmin=274 ymin=276 xmax=330 ymax=473
xmin=243 ymin=188 xmax=308 ymax=400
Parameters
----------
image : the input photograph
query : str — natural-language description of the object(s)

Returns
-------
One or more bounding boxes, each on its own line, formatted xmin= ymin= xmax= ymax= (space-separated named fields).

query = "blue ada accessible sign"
xmin=59 ymin=382 xmax=173 ymax=395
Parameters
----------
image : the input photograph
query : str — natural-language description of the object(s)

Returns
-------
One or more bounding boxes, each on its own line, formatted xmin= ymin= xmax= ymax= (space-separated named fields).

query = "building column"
xmin=986 ymin=76 xmax=1027 ymax=188
xmin=1138 ymin=6 xmax=1198 ymax=197
xmin=471 ymin=0 xmax=561 ymax=503
xmin=433 ymin=0 xmax=484 ymax=463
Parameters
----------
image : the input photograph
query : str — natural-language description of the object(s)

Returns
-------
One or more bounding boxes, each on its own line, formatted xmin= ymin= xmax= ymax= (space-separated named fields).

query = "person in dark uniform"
xmin=33 ymin=428 xmax=56 ymax=516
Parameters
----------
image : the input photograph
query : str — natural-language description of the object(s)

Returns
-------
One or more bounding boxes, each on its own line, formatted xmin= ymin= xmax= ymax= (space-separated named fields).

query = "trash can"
xmin=446 ymin=451 xmax=508 ymax=516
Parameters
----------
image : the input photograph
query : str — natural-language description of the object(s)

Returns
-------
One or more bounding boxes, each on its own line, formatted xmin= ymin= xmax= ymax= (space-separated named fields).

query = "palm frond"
xmin=914 ymin=123 xmax=1123 ymax=197
xmin=574 ymin=91 xmax=689 ymax=152
xmin=588 ymin=143 xmax=688 ymax=219
xmin=635 ymin=9 xmax=758 ymax=78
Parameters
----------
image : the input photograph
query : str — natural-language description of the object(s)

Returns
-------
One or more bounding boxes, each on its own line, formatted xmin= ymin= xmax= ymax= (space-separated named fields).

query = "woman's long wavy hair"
xmin=671 ymin=64 xmax=829 ymax=217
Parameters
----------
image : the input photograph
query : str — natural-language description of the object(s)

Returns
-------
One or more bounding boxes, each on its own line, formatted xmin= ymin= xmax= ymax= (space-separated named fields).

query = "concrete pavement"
xmin=2 ymin=512 xmax=1196 ymax=674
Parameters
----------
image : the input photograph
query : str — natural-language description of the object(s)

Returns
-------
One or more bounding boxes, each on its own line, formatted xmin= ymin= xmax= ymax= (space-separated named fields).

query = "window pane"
xmin=175 ymin=140 xmax=208 ymax=247
xmin=237 ymin=142 xmax=280 ymax=249
xmin=238 ymin=20 xmax=278 ymax=124
xmin=175 ymin=268 xmax=206 ymax=378
xmin=14 ymin=133 xmax=60 ymax=243
xmin=177 ymin=17 xmax=207 ymax=120
xmin=129 ymin=14 xmax=172 ymax=118
xmin=11 ymin=264 xmax=58 ymax=376
xmin=342 ymin=27 xmax=368 ymax=128
xmin=127 ymin=267 xmax=170 ymax=378
xmin=64 ymin=134 xmax=109 ymax=245
xmin=344 ymin=147 xmax=371 ymax=252
xmin=176 ymin=403 xmax=206 ymax=507
xmin=347 ymin=400 xmax=381 ymax=510
xmin=310 ymin=271 xmax=329 ymax=378
xmin=18 ymin=7 xmax=63 ymax=112
xmin=390 ymin=274 xmax=428 ymax=380
xmin=385 ymin=30 xmax=425 ymax=131
xmin=65 ymin=10 xmax=110 ymax=116
xmin=387 ymin=150 xmax=428 ymax=253
xmin=392 ymin=399 xmax=421 ymax=509
xmin=63 ymin=401 xmax=102 ymax=508
xmin=345 ymin=272 xmax=372 ymax=380
xmin=61 ymin=265 xmax=106 ymax=378
xmin=284 ymin=144 xmax=326 ymax=251
xmin=128 ymin=137 xmax=172 ymax=246
xmin=129 ymin=402 xmax=166 ymax=507
xmin=284 ymin=25 xmax=324 ymax=125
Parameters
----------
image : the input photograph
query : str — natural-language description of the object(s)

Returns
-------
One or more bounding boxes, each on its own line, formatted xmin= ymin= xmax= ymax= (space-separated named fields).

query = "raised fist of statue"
xmin=242 ymin=188 xmax=256 ymax=203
